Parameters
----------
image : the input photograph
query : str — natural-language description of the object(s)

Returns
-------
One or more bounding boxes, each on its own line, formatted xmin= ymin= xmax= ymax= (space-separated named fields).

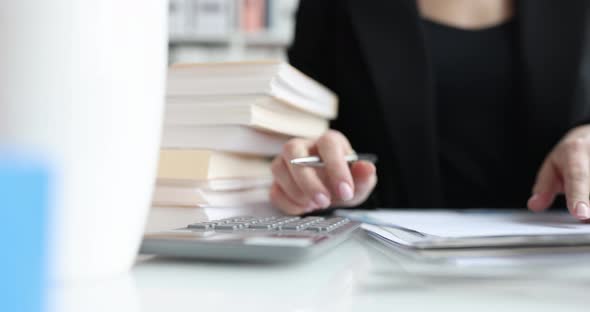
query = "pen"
xmin=289 ymin=153 xmax=378 ymax=167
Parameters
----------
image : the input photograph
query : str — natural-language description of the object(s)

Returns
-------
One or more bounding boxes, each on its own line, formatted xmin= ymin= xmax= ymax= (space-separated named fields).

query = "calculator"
xmin=140 ymin=215 xmax=361 ymax=262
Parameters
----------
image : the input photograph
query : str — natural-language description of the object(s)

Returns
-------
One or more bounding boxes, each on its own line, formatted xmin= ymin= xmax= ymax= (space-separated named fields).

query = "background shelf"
xmin=168 ymin=0 xmax=299 ymax=63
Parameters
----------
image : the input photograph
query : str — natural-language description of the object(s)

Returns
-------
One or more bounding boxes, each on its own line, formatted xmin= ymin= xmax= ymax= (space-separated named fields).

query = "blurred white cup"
xmin=0 ymin=1 xmax=168 ymax=280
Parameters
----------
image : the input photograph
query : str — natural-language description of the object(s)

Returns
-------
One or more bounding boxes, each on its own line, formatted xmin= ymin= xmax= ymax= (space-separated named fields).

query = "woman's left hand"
xmin=528 ymin=125 xmax=590 ymax=221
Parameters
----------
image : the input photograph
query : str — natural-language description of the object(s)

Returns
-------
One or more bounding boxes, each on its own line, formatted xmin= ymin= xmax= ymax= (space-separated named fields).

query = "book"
xmin=165 ymin=95 xmax=328 ymax=138
xmin=152 ymin=177 xmax=272 ymax=208
xmin=157 ymin=149 xmax=271 ymax=180
xmin=167 ymin=60 xmax=338 ymax=119
xmin=240 ymin=0 xmax=266 ymax=33
xmin=152 ymin=184 xmax=270 ymax=208
xmin=152 ymin=177 xmax=272 ymax=210
xmin=152 ymin=176 xmax=272 ymax=211
xmin=200 ymin=186 xmax=270 ymax=207
xmin=145 ymin=206 xmax=209 ymax=233
xmin=152 ymin=183 xmax=209 ymax=208
xmin=157 ymin=176 xmax=273 ymax=192
xmin=161 ymin=125 xmax=289 ymax=156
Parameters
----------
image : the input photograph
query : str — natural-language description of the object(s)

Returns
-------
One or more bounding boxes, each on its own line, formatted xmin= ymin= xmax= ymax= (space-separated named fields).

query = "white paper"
xmin=364 ymin=210 xmax=590 ymax=238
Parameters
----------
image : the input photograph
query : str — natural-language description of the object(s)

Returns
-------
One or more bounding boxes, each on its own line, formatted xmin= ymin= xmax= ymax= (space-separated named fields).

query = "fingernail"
xmin=304 ymin=201 xmax=316 ymax=213
xmin=314 ymin=193 xmax=331 ymax=208
xmin=338 ymin=182 xmax=354 ymax=201
xmin=527 ymin=194 xmax=540 ymax=211
xmin=575 ymin=202 xmax=590 ymax=220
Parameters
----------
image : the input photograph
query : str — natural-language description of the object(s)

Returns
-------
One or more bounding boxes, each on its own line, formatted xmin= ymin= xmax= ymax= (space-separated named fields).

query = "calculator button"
xmin=187 ymin=224 xmax=210 ymax=230
xmin=250 ymin=223 xmax=279 ymax=230
xmin=280 ymin=217 xmax=324 ymax=230
xmin=188 ymin=216 xmax=350 ymax=233
xmin=274 ymin=217 xmax=300 ymax=224
xmin=216 ymin=223 xmax=248 ymax=230
xmin=305 ymin=226 xmax=332 ymax=232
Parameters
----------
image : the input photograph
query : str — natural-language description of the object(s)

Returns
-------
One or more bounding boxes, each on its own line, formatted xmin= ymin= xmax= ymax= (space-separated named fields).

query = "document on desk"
xmin=337 ymin=209 xmax=590 ymax=249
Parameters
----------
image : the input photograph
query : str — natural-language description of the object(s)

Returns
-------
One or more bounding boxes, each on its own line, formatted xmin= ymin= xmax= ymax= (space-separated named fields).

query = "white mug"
xmin=0 ymin=1 xmax=168 ymax=281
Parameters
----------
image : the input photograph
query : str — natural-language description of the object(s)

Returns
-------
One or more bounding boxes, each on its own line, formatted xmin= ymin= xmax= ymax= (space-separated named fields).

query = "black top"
xmin=424 ymin=19 xmax=523 ymax=208
xmin=288 ymin=1 xmax=590 ymax=208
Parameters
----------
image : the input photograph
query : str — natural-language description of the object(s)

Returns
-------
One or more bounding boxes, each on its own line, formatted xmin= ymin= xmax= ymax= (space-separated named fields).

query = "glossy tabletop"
xmin=51 ymin=207 xmax=590 ymax=312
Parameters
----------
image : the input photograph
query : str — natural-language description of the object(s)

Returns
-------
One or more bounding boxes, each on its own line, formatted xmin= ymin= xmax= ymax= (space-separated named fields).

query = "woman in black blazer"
xmin=270 ymin=0 xmax=590 ymax=221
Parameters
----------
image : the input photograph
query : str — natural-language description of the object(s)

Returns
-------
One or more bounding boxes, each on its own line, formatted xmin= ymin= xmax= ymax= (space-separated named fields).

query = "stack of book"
xmin=153 ymin=60 xmax=338 ymax=209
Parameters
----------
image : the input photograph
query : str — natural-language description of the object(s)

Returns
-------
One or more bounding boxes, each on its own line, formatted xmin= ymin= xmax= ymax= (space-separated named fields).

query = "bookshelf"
xmin=168 ymin=0 xmax=299 ymax=63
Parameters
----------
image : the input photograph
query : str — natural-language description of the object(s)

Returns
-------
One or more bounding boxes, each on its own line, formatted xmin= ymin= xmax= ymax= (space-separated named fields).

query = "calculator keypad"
xmin=187 ymin=216 xmax=350 ymax=233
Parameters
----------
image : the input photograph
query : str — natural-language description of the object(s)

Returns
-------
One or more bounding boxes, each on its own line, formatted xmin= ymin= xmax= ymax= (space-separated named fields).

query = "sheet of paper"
xmin=364 ymin=210 xmax=590 ymax=238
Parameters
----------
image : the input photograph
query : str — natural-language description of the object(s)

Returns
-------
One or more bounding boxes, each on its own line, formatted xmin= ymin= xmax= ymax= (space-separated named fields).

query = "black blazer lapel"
xmin=347 ymin=0 xmax=442 ymax=206
xmin=518 ymin=0 xmax=587 ymax=178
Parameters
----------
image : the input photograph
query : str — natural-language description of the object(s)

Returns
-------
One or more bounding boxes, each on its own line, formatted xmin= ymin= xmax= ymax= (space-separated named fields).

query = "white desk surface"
xmin=51 ymin=207 xmax=590 ymax=312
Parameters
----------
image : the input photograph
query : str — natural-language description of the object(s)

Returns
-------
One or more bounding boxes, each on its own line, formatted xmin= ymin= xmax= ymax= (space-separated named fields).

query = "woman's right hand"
xmin=270 ymin=130 xmax=378 ymax=215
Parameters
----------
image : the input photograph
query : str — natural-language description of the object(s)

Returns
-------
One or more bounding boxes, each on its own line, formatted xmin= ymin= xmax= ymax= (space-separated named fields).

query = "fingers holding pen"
xmin=269 ymin=183 xmax=313 ymax=215
xmin=281 ymin=138 xmax=332 ymax=209
xmin=345 ymin=160 xmax=377 ymax=206
xmin=316 ymin=130 xmax=355 ymax=202
xmin=270 ymin=156 xmax=308 ymax=207
xmin=270 ymin=130 xmax=378 ymax=214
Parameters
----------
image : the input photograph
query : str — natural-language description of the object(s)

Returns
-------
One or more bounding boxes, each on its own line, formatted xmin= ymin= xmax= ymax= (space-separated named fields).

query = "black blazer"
xmin=288 ymin=0 xmax=590 ymax=208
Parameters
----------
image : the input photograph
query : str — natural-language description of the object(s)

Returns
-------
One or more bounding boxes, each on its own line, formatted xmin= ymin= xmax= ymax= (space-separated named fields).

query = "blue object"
xmin=0 ymin=151 xmax=49 ymax=312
